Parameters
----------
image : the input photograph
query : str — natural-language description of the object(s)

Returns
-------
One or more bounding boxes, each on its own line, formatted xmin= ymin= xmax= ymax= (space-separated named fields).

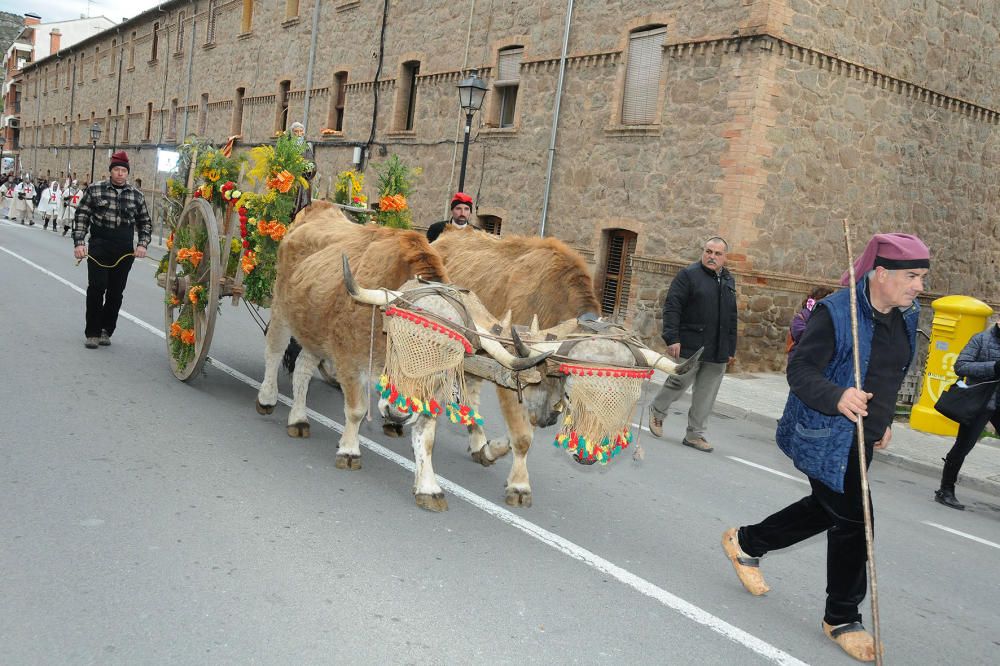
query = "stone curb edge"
xmin=711 ymin=399 xmax=1000 ymax=500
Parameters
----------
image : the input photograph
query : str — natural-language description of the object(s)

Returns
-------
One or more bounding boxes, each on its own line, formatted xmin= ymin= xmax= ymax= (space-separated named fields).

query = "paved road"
xmin=3 ymin=219 xmax=999 ymax=665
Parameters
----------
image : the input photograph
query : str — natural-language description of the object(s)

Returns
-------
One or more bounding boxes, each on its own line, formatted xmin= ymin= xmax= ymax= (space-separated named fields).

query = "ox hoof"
xmin=470 ymin=439 xmax=511 ymax=467
xmin=382 ymin=422 xmax=405 ymax=438
xmin=335 ymin=454 xmax=362 ymax=470
xmin=255 ymin=400 xmax=275 ymax=415
xmin=470 ymin=448 xmax=496 ymax=467
xmin=415 ymin=493 xmax=448 ymax=512
xmin=287 ymin=422 xmax=310 ymax=438
xmin=505 ymin=489 xmax=533 ymax=508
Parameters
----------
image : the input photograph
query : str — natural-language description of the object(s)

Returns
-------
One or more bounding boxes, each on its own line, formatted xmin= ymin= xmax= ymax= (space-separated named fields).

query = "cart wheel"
xmin=163 ymin=198 xmax=221 ymax=381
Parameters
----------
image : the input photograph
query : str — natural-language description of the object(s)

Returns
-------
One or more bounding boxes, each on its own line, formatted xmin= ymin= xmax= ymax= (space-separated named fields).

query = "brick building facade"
xmin=17 ymin=0 xmax=1000 ymax=370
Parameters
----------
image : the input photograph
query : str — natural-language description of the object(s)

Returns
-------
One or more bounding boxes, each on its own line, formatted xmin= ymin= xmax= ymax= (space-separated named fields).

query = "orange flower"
xmin=188 ymin=285 xmax=204 ymax=305
xmin=168 ymin=295 xmax=180 ymax=307
xmin=378 ymin=193 xmax=407 ymax=213
xmin=266 ymin=170 xmax=295 ymax=193
xmin=269 ymin=224 xmax=286 ymax=241
xmin=177 ymin=247 xmax=204 ymax=269
xmin=199 ymin=184 xmax=213 ymax=199
xmin=166 ymin=233 xmax=174 ymax=250
xmin=170 ymin=322 xmax=182 ymax=338
xmin=241 ymin=251 xmax=256 ymax=274
xmin=180 ymin=329 xmax=196 ymax=345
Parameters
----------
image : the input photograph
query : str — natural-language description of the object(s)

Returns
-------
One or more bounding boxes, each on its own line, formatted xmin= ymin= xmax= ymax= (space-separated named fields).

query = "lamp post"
xmin=88 ymin=123 xmax=102 ymax=184
xmin=456 ymin=71 xmax=487 ymax=193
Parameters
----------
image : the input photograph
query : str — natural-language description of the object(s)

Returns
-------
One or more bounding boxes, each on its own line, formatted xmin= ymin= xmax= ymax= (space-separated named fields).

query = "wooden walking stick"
xmin=842 ymin=219 xmax=883 ymax=665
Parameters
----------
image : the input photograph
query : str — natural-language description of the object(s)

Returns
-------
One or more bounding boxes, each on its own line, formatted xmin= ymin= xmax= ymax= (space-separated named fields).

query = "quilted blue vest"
xmin=775 ymin=278 xmax=920 ymax=492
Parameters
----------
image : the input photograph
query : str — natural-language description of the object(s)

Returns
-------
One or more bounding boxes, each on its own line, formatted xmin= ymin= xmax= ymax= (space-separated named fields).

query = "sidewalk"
xmin=648 ymin=370 xmax=1000 ymax=498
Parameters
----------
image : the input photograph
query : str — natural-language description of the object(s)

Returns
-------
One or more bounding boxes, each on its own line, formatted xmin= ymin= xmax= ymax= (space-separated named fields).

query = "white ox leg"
xmin=286 ymin=348 xmax=319 ymax=438
xmin=335 ymin=375 xmax=366 ymax=470
xmin=464 ymin=376 xmax=511 ymax=467
xmin=256 ymin=314 xmax=290 ymax=415
xmin=497 ymin=387 xmax=534 ymax=508
xmin=412 ymin=416 xmax=447 ymax=512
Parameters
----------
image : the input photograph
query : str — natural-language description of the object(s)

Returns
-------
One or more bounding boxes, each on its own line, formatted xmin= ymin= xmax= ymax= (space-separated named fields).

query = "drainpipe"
xmin=156 ymin=4 xmax=170 ymax=142
xmin=181 ymin=1 xmax=198 ymax=139
xmin=538 ymin=0 xmax=573 ymax=238
xmin=112 ymin=27 xmax=123 ymax=148
xmin=301 ymin=0 xmax=323 ymax=134
xmin=444 ymin=0 xmax=476 ymax=214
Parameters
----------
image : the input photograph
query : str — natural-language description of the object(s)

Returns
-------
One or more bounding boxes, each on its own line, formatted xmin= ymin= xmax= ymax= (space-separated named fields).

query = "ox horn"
xmin=529 ymin=314 xmax=540 ymax=335
xmin=342 ymin=255 xmax=402 ymax=306
xmin=476 ymin=325 xmax=552 ymax=371
xmin=639 ymin=346 xmax=704 ymax=376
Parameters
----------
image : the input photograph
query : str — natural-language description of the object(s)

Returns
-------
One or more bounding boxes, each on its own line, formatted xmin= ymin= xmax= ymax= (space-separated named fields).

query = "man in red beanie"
xmin=426 ymin=192 xmax=474 ymax=242
xmin=722 ymin=233 xmax=929 ymax=662
xmin=72 ymin=150 xmax=152 ymax=349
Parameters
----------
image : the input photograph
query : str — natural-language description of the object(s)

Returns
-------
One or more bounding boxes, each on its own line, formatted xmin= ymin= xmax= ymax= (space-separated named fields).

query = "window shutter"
xmin=601 ymin=231 xmax=637 ymax=321
xmin=622 ymin=27 xmax=665 ymax=125
xmin=497 ymin=48 xmax=523 ymax=82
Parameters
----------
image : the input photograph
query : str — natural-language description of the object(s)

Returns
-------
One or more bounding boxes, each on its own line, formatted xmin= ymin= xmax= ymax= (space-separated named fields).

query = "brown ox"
xmin=432 ymin=228 xmax=694 ymax=507
xmin=255 ymin=202 xmax=542 ymax=511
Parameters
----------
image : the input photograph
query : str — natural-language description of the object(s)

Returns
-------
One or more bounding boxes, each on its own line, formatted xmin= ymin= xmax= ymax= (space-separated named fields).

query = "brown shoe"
xmin=823 ymin=621 xmax=882 ymax=662
xmin=722 ymin=528 xmax=769 ymax=595
xmin=99 ymin=330 xmax=111 ymax=346
xmin=682 ymin=436 xmax=713 ymax=452
xmin=84 ymin=337 xmax=99 ymax=349
xmin=648 ymin=407 xmax=664 ymax=438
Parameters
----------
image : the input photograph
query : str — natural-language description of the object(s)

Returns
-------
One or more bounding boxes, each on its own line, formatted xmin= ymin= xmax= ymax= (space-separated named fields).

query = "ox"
xmin=431 ymin=228 xmax=698 ymax=507
xmin=255 ymin=202 xmax=544 ymax=511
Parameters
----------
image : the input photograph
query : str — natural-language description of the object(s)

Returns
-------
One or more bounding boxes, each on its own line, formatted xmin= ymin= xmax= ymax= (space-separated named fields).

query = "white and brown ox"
xmin=255 ymin=201 xmax=545 ymax=511
xmin=431 ymin=228 xmax=699 ymax=507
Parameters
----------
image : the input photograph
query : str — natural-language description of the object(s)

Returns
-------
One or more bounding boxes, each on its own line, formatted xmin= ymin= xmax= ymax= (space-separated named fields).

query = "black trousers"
xmin=739 ymin=442 xmax=874 ymax=626
xmin=85 ymin=249 xmax=134 ymax=338
xmin=942 ymin=404 xmax=1000 ymax=488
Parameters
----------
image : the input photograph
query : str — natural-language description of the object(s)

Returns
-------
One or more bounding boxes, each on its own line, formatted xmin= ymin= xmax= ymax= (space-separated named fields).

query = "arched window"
xmin=175 ymin=12 xmax=185 ymax=53
xmin=393 ymin=61 xmax=420 ymax=131
xmin=478 ymin=214 xmax=502 ymax=236
xmin=489 ymin=46 xmax=522 ymax=128
xmin=285 ymin=0 xmax=299 ymax=20
xmin=198 ymin=93 xmax=209 ymax=135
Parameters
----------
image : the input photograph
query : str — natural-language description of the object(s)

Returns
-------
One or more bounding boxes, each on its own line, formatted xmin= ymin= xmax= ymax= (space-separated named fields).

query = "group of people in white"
xmin=0 ymin=176 xmax=83 ymax=235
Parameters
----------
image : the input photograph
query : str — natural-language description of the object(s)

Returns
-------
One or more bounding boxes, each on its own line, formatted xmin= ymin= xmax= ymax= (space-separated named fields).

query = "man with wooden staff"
xmin=722 ymin=233 xmax=929 ymax=662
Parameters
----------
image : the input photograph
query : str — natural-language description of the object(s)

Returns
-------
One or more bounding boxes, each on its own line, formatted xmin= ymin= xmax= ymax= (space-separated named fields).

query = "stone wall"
xmin=16 ymin=0 xmax=1000 ymax=371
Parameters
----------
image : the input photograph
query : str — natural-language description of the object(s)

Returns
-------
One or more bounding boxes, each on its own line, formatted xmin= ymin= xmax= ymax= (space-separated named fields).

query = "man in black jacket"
xmin=648 ymin=237 xmax=738 ymax=452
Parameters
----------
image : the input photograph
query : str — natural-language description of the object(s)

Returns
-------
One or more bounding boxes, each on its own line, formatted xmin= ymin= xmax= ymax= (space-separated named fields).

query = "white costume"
xmin=61 ymin=180 xmax=81 ymax=235
xmin=12 ymin=180 xmax=36 ymax=225
xmin=0 ymin=181 xmax=13 ymax=218
xmin=38 ymin=181 xmax=62 ymax=231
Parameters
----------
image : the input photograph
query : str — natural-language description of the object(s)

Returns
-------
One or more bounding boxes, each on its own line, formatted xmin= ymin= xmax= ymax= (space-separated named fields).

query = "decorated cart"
xmin=155 ymin=135 xmax=374 ymax=381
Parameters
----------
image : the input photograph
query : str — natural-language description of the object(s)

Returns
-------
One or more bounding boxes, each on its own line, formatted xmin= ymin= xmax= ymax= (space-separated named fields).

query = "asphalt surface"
xmin=3 ymin=219 xmax=999 ymax=665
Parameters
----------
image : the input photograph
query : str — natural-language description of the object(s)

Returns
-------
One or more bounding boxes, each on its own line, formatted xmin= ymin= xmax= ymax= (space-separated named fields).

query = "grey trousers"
xmin=650 ymin=359 xmax=727 ymax=440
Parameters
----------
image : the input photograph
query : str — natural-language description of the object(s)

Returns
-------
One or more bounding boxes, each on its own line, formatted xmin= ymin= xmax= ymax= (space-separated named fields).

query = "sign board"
xmin=156 ymin=149 xmax=180 ymax=173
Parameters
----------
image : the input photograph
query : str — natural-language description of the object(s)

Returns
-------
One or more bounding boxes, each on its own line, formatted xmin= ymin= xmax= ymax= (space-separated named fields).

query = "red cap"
xmin=450 ymin=192 xmax=473 ymax=209
xmin=109 ymin=150 xmax=130 ymax=172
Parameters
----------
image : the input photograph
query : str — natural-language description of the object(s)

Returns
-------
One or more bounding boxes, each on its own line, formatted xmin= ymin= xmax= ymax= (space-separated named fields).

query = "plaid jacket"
xmin=72 ymin=180 xmax=152 ymax=248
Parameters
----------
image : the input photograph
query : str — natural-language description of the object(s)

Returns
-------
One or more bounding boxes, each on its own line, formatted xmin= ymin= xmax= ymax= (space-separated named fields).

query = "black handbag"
xmin=934 ymin=378 xmax=1000 ymax=426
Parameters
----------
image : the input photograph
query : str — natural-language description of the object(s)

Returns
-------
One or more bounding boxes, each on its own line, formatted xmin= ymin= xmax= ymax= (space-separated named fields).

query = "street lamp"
xmin=456 ymin=70 xmax=487 ymax=193
xmin=89 ymin=123 xmax=102 ymax=184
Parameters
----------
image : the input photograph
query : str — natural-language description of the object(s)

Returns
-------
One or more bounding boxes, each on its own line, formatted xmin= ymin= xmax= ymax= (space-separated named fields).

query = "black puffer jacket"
xmin=661 ymin=261 xmax=738 ymax=362
xmin=954 ymin=324 xmax=1000 ymax=410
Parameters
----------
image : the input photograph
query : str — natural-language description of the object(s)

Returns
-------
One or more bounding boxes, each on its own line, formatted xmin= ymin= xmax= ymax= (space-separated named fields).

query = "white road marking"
xmin=1 ymin=243 xmax=809 ymax=666
xmin=728 ymin=456 xmax=810 ymax=485
xmin=922 ymin=521 xmax=1000 ymax=551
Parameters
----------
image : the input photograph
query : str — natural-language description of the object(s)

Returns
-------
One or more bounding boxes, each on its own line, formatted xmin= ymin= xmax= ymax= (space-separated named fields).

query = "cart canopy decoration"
xmin=552 ymin=363 xmax=653 ymax=465
xmin=373 ymin=155 xmax=421 ymax=229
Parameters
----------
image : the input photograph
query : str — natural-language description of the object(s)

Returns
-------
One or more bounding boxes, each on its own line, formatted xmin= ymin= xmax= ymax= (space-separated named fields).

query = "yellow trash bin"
xmin=910 ymin=295 xmax=994 ymax=436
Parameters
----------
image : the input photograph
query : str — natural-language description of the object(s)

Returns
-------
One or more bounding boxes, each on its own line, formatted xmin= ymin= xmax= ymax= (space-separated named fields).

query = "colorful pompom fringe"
xmin=553 ymin=427 xmax=633 ymax=465
xmin=376 ymin=375 xmax=482 ymax=426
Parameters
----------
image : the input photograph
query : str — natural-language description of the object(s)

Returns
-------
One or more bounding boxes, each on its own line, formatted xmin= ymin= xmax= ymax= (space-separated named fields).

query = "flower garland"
xmin=164 ymin=225 xmax=209 ymax=371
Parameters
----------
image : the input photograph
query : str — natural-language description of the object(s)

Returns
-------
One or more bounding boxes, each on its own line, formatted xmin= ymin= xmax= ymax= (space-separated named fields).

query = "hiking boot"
xmin=99 ymin=330 xmax=111 ymax=346
xmin=84 ymin=337 xmax=99 ymax=349
xmin=682 ymin=436 xmax=714 ymax=452
xmin=934 ymin=487 xmax=964 ymax=510
xmin=721 ymin=528 xmax=769 ymax=595
xmin=822 ymin=621 xmax=882 ymax=662
xmin=648 ymin=407 xmax=664 ymax=438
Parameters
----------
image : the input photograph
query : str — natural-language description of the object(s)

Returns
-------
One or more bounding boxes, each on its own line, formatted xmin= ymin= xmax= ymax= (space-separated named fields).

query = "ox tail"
xmin=282 ymin=337 xmax=302 ymax=374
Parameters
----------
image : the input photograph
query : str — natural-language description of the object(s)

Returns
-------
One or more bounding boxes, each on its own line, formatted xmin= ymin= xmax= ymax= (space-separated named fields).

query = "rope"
xmin=75 ymin=252 xmax=135 ymax=269
xmin=243 ymin=300 xmax=269 ymax=335
xmin=366 ymin=304 xmax=376 ymax=422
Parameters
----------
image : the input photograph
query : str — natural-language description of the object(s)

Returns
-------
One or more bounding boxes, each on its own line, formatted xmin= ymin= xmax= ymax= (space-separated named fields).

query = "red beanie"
xmin=450 ymin=192 xmax=473 ymax=209
xmin=109 ymin=150 xmax=130 ymax=172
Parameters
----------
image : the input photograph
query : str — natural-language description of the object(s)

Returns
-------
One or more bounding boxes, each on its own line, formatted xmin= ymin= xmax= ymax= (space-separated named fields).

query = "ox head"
xmin=509 ymin=314 xmax=703 ymax=461
xmin=342 ymin=255 xmax=552 ymax=425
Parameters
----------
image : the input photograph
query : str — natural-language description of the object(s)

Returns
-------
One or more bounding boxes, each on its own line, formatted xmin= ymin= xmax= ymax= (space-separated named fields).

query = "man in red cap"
xmin=722 ymin=233 xmax=929 ymax=662
xmin=72 ymin=150 xmax=152 ymax=349
xmin=426 ymin=192 xmax=474 ymax=242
